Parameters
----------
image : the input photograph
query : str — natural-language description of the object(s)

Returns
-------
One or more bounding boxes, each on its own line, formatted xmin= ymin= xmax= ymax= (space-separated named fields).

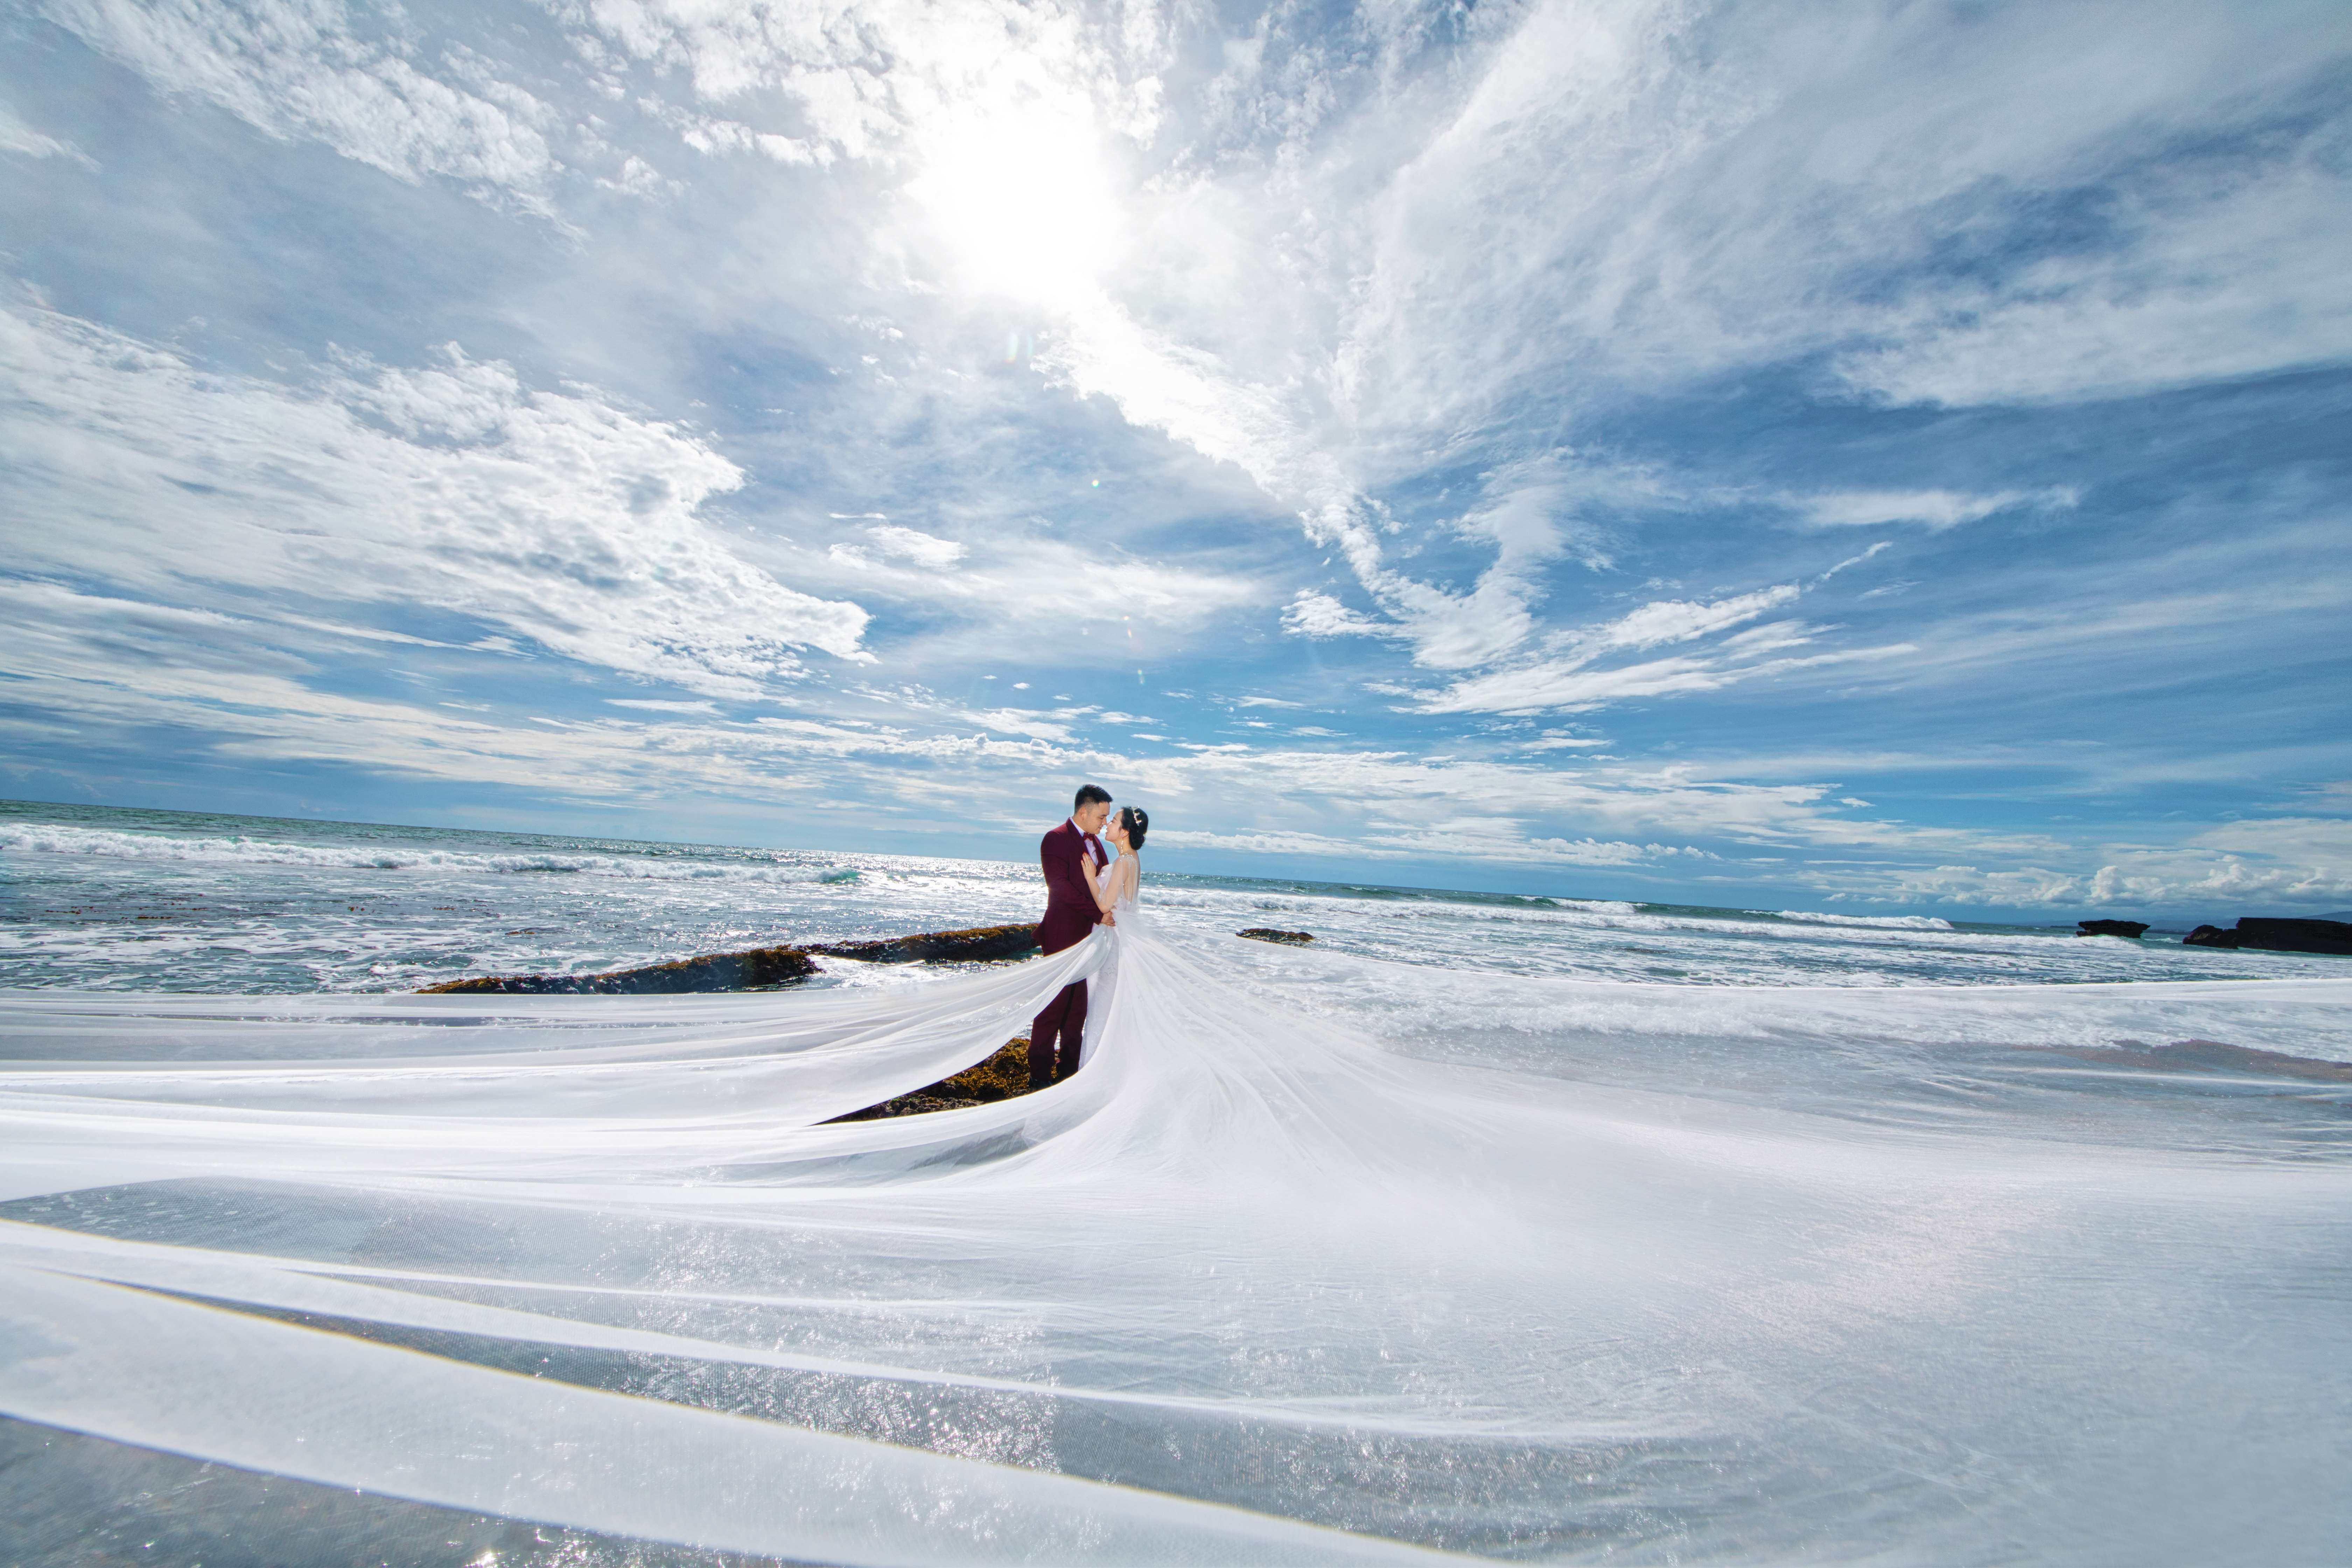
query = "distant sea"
xmin=3 ymin=799 xmax=2337 ymax=993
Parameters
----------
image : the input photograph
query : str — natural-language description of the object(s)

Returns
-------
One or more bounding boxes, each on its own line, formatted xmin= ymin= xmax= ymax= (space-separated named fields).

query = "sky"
xmin=1 ymin=0 xmax=2348 ymax=919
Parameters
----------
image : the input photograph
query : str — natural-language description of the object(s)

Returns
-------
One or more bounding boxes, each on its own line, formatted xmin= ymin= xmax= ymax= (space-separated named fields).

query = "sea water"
xmin=4 ymin=798 xmax=2336 ymax=993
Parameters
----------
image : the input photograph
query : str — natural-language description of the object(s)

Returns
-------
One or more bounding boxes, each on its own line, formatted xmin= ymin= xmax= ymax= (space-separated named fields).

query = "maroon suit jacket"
xmin=1038 ymin=821 xmax=1107 ymax=955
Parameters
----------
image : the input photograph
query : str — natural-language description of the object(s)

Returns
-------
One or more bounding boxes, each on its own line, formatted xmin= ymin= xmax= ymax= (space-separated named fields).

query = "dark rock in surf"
xmin=2077 ymin=919 xmax=2150 ymax=938
xmin=421 ymin=944 xmax=821 ymax=994
xmin=1238 ymin=928 xmax=1315 ymax=946
xmin=805 ymin=923 xmax=1040 ymax=964
xmin=2234 ymin=917 xmax=2352 ymax=955
xmin=2183 ymin=918 xmax=2352 ymax=956
xmin=827 ymin=1036 xmax=1040 ymax=1122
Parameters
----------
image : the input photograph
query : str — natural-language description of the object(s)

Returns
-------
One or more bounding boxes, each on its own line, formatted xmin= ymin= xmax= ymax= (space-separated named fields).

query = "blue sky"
xmin=2 ymin=0 xmax=2347 ymax=918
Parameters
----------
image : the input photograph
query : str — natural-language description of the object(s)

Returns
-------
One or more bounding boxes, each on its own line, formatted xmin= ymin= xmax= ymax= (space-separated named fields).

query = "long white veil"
xmin=3 ymin=913 xmax=2348 ymax=1563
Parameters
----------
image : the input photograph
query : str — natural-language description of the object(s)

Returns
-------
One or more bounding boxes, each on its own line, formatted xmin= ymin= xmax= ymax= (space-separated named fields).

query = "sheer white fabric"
xmin=1 ymin=929 xmax=2348 ymax=1563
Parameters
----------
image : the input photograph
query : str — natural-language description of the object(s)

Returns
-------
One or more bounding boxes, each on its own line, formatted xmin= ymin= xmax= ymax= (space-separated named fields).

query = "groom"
xmin=1030 ymin=783 xmax=1114 ymax=1088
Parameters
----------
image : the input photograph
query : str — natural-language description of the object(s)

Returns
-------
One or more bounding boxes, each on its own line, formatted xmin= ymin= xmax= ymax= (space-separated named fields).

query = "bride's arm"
xmin=1080 ymin=850 xmax=1118 ymax=913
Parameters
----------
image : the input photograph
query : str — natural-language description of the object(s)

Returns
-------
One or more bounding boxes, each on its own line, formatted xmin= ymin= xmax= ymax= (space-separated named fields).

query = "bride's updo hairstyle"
xmin=1119 ymin=806 xmax=1148 ymax=850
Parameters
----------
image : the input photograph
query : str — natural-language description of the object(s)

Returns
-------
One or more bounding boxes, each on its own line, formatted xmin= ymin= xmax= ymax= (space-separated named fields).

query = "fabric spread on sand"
xmin=1 ymin=916 xmax=2348 ymax=1563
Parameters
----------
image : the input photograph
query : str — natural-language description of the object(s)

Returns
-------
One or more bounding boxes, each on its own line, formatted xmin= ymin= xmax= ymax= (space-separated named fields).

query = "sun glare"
xmin=913 ymin=117 xmax=1113 ymax=302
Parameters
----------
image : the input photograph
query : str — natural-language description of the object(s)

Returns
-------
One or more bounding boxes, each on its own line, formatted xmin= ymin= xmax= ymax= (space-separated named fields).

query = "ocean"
xmin=3 ymin=798 xmax=2336 ymax=994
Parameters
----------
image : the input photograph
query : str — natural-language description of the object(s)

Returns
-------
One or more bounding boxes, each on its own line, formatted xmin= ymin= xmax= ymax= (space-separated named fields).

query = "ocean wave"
xmin=0 ymin=822 xmax=854 ymax=886
xmin=1772 ymin=909 xmax=1955 ymax=931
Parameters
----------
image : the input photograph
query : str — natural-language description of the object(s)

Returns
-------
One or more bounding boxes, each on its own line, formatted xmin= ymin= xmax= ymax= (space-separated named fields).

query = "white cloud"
xmin=1568 ymin=585 xmax=1802 ymax=656
xmin=1418 ymin=640 xmax=1913 ymax=716
xmin=0 ymin=304 xmax=869 ymax=696
xmin=607 ymin=698 xmax=720 ymax=714
xmin=1794 ymin=488 xmax=2078 ymax=530
xmin=45 ymin=0 xmax=565 ymax=209
xmin=1836 ymin=152 xmax=2352 ymax=407
xmin=861 ymin=525 xmax=965 ymax=568
xmin=1024 ymin=0 xmax=2352 ymax=674
xmin=799 ymin=526 xmax=1256 ymax=633
xmin=44 ymin=0 xmax=2347 ymax=695
xmin=8 ymin=566 xmax=2337 ymax=910
xmin=545 ymin=0 xmax=1168 ymax=196
xmin=0 ymin=100 xmax=94 ymax=166
xmin=1281 ymin=590 xmax=1402 ymax=642
xmin=1879 ymin=832 xmax=2352 ymax=911
xmin=1402 ymin=582 xmax=1905 ymax=715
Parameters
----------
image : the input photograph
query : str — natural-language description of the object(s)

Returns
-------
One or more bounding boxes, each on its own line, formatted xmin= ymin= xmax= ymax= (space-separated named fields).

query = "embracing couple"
xmin=1029 ymin=783 xmax=1149 ymax=1090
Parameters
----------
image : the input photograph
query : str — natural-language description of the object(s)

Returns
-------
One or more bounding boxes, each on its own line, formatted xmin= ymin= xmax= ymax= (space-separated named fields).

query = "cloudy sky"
xmin=2 ymin=0 xmax=2347 ymax=916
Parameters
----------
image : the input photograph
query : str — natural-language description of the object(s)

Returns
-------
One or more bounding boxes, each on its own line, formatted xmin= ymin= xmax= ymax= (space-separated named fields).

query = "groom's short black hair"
xmin=1073 ymin=784 xmax=1112 ymax=810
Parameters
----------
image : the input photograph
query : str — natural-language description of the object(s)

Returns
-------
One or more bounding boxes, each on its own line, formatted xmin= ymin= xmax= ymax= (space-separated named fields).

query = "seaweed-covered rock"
xmin=420 ymin=924 xmax=1044 ymax=995
xmin=421 ymin=945 xmax=819 ymax=994
xmin=1238 ymin=928 xmax=1315 ymax=946
xmin=2077 ymin=919 xmax=2150 ymax=938
xmin=828 ymin=1036 xmax=1037 ymax=1122
xmin=806 ymin=924 xmax=1040 ymax=964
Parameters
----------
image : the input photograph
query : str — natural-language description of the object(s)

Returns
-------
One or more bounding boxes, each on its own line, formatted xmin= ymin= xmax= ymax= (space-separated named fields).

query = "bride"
xmin=1084 ymin=805 xmax=1147 ymax=922
xmin=1076 ymin=804 xmax=1146 ymax=1068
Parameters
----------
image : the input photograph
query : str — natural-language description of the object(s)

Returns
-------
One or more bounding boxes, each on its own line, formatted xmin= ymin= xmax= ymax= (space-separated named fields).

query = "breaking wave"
xmin=1772 ymin=908 xmax=1957 ymax=931
xmin=0 ymin=822 xmax=853 ymax=885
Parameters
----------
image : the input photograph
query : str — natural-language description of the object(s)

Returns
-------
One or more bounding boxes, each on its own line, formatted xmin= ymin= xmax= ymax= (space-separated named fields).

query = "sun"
xmin=911 ymin=114 xmax=1113 ymax=303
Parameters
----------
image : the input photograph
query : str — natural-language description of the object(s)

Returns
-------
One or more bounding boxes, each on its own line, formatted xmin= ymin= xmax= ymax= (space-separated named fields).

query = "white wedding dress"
xmin=1 ymin=883 xmax=2346 ymax=1562
xmin=1076 ymin=850 xmax=1141 ymax=1069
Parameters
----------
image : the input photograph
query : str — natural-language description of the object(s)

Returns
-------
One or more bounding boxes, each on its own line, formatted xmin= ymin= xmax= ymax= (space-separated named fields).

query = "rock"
xmin=2076 ymin=919 xmax=2150 ymax=938
xmin=420 ymin=944 xmax=820 ymax=994
xmin=2183 ymin=918 xmax=2352 ymax=956
xmin=828 ymin=1036 xmax=1039 ymax=1122
xmin=2232 ymin=917 xmax=2352 ymax=956
xmin=806 ymin=924 xmax=1040 ymax=964
xmin=1238 ymin=927 xmax=1315 ymax=945
xmin=419 ymin=923 xmax=1044 ymax=995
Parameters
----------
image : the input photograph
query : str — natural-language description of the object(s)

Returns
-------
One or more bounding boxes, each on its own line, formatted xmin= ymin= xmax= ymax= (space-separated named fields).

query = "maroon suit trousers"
xmin=1028 ymin=980 xmax=1086 ymax=1087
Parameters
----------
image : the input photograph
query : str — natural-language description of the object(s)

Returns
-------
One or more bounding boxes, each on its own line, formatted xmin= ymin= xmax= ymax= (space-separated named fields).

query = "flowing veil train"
xmin=2 ymin=915 xmax=2348 ymax=1563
